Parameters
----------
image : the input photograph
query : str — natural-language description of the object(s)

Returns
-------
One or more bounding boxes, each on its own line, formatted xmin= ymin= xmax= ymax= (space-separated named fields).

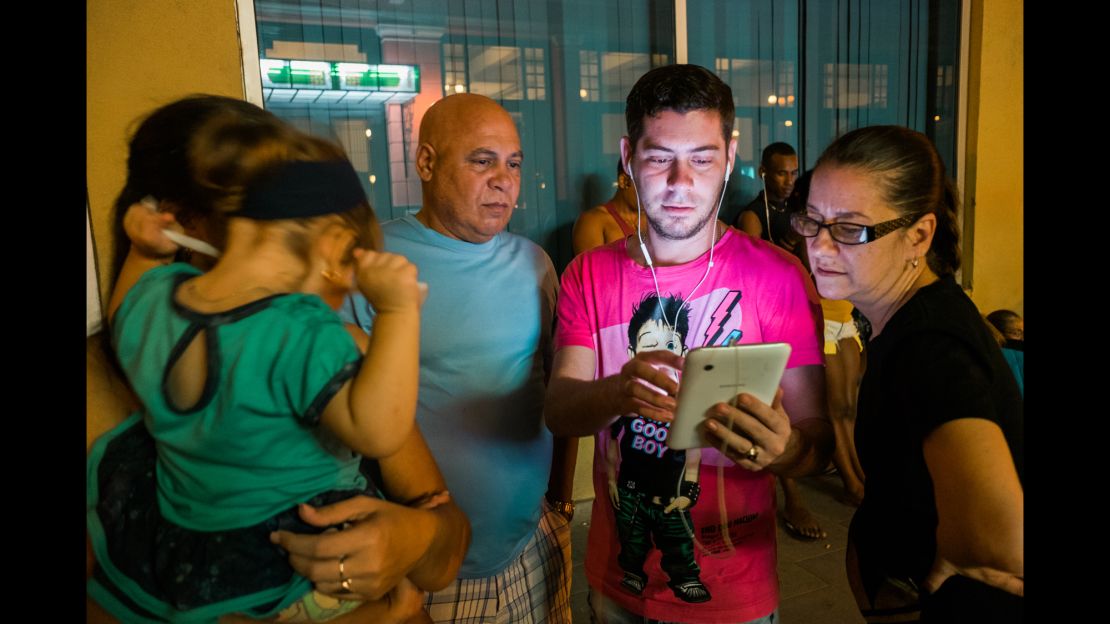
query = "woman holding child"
xmin=87 ymin=95 xmax=468 ymax=623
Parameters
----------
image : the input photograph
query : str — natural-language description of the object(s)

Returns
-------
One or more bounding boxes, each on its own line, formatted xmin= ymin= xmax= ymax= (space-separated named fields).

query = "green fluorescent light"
xmin=260 ymin=59 xmax=419 ymax=93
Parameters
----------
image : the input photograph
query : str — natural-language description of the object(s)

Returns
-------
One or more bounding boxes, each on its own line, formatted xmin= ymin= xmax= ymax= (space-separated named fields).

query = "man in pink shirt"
xmin=545 ymin=64 xmax=832 ymax=624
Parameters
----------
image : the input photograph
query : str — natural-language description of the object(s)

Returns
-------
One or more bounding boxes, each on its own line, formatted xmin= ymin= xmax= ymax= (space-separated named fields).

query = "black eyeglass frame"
xmin=789 ymin=212 xmax=926 ymax=245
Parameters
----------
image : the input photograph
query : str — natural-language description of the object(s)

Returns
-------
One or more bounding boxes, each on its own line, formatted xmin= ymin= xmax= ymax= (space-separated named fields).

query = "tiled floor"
xmin=568 ymin=473 xmax=865 ymax=623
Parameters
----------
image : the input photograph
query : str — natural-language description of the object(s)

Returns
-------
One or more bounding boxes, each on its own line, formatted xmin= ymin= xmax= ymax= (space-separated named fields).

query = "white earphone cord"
xmin=672 ymin=346 xmax=741 ymax=561
xmin=761 ymin=172 xmax=776 ymax=247
xmin=627 ymin=156 xmax=739 ymax=559
xmin=628 ymin=159 xmax=730 ymax=336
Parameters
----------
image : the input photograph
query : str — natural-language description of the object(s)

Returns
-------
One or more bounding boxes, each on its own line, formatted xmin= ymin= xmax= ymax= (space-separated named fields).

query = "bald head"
xmin=415 ymin=94 xmax=523 ymax=243
xmin=420 ymin=94 xmax=512 ymax=146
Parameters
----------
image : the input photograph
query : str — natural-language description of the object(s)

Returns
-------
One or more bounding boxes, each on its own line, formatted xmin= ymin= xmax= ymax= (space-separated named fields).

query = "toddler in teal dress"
xmin=87 ymin=114 xmax=423 ymax=622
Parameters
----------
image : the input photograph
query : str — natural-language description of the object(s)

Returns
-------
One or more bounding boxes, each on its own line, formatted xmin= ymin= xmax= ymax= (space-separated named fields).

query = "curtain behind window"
xmin=687 ymin=0 xmax=960 ymax=224
xmin=253 ymin=0 xmax=673 ymax=270
xmin=250 ymin=0 xmax=957 ymax=270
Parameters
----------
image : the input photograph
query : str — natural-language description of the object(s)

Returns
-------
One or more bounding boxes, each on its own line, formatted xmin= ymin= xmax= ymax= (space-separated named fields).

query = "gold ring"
xmin=341 ymin=577 xmax=353 ymax=592
xmin=745 ymin=445 xmax=760 ymax=461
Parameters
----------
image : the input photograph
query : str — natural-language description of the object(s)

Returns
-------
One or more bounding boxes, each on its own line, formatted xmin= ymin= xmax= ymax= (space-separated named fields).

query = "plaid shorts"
xmin=424 ymin=506 xmax=573 ymax=623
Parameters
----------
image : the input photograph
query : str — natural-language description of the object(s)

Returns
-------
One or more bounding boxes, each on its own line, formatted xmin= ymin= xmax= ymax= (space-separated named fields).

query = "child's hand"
xmin=123 ymin=199 xmax=181 ymax=259
xmin=352 ymin=248 xmax=421 ymax=313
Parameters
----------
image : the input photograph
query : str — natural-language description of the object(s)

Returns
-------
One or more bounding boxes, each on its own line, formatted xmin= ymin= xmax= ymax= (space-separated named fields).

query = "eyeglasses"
xmin=790 ymin=212 xmax=925 ymax=245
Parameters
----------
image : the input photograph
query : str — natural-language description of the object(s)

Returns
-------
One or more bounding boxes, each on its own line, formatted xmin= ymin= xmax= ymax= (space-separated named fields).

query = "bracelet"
xmin=546 ymin=496 xmax=575 ymax=519
xmin=680 ymin=480 xmax=700 ymax=506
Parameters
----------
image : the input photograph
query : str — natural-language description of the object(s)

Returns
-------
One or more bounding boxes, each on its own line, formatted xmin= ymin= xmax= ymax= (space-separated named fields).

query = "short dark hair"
xmin=625 ymin=64 xmax=735 ymax=148
xmin=627 ymin=293 xmax=691 ymax=351
xmin=986 ymin=310 xmax=1022 ymax=337
xmin=761 ymin=142 xmax=797 ymax=168
xmin=789 ymin=169 xmax=813 ymax=206
xmin=815 ymin=125 xmax=961 ymax=276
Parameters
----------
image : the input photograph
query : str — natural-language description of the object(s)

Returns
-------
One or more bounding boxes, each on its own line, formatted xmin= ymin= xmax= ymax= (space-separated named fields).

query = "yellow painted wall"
xmin=968 ymin=1 xmax=1023 ymax=317
xmin=87 ymin=0 xmax=246 ymax=308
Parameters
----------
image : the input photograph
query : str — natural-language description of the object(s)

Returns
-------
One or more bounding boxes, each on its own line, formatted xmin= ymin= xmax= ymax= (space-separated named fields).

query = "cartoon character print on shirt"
xmin=606 ymin=292 xmax=712 ymax=604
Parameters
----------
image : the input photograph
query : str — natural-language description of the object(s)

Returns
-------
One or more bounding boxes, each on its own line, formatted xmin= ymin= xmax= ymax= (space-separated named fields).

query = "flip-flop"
xmin=783 ymin=519 xmax=826 ymax=541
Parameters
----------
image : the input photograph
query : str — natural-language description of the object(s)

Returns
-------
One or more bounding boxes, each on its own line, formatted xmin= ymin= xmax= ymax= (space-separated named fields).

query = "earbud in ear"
xmin=760 ymin=171 xmax=765 ymax=179
xmin=725 ymin=160 xmax=732 ymax=182
xmin=624 ymin=159 xmax=638 ymax=190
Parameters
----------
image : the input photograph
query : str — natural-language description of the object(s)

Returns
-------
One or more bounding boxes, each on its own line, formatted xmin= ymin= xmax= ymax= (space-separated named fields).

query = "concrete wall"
xmin=966 ymin=0 xmax=1023 ymax=317
xmin=87 ymin=0 xmax=246 ymax=310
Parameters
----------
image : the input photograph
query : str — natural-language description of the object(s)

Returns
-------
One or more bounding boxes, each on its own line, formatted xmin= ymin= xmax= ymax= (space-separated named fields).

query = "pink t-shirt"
xmin=555 ymin=228 xmax=823 ymax=623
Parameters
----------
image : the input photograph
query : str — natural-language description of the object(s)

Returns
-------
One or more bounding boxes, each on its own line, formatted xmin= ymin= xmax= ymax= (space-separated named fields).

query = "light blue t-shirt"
xmin=341 ymin=215 xmax=558 ymax=578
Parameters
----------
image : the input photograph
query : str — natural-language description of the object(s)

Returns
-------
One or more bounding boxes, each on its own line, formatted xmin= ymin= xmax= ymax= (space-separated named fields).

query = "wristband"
xmin=680 ymin=480 xmax=700 ymax=506
xmin=546 ymin=495 xmax=575 ymax=520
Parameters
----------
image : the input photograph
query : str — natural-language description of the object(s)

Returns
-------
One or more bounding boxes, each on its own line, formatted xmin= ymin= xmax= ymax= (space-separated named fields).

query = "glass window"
xmin=247 ymin=0 xmax=957 ymax=270
xmin=524 ymin=47 xmax=546 ymax=100
xmin=687 ymin=0 xmax=960 ymax=226
xmin=578 ymin=50 xmax=600 ymax=102
xmin=443 ymin=43 xmax=467 ymax=96
xmin=250 ymin=0 xmax=673 ymax=269
xmin=468 ymin=45 xmax=524 ymax=100
xmin=599 ymin=52 xmax=652 ymax=102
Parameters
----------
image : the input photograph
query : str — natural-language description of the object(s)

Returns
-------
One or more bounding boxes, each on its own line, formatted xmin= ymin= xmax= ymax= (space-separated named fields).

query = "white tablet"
xmin=666 ymin=342 xmax=792 ymax=450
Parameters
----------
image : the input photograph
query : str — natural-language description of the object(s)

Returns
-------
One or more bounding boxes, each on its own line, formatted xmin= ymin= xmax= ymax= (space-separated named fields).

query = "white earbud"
xmin=724 ymin=160 xmax=732 ymax=183
xmin=626 ymin=158 xmax=652 ymax=266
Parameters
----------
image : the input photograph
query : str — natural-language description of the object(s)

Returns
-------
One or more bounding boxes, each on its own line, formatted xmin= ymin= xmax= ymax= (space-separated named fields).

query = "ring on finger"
xmin=338 ymin=555 xmax=346 ymax=582
xmin=341 ymin=577 xmax=353 ymax=592
xmin=745 ymin=445 xmax=760 ymax=462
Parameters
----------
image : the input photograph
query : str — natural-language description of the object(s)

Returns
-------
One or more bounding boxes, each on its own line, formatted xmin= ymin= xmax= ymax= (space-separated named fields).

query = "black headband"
xmin=239 ymin=160 xmax=366 ymax=220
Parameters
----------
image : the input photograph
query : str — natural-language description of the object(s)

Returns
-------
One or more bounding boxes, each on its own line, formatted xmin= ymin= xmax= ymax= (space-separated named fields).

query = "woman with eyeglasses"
xmin=792 ymin=125 xmax=1023 ymax=622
